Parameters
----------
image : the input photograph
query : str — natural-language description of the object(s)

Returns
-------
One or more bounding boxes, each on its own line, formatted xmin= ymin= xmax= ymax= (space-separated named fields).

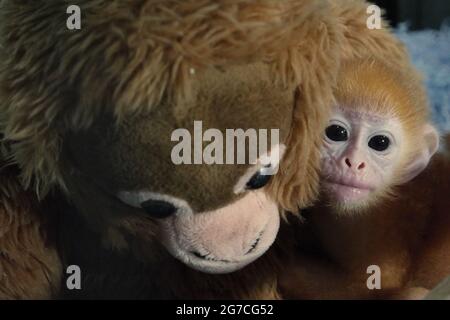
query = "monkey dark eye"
xmin=368 ymin=135 xmax=391 ymax=152
xmin=325 ymin=125 xmax=348 ymax=142
xmin=246 ymin=170 xmax=271 ymax=190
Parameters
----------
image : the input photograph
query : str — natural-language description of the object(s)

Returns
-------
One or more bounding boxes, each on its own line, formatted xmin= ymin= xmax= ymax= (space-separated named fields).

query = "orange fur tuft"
xmin=335 ymin=59 xmax=429 ymax=133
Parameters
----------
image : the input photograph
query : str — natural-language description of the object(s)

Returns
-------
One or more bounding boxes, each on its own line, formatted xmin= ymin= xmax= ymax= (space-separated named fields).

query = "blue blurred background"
xmin=374 ymin=0 xmax=450 ymax=133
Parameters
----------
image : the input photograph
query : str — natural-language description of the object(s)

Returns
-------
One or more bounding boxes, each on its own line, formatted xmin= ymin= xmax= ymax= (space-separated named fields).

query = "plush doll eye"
xmin=368 ymin=135 xmax=391 ymax=152
xmin=325 ymin=124 xmax=348 ymax=142
xmin=246 ymin=169 xmax=272 ymax=190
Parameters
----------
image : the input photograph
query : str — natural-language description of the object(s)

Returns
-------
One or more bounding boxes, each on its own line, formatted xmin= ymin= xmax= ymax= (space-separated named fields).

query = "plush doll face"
xmin=65 ymin=64 xmax=294 ymax=273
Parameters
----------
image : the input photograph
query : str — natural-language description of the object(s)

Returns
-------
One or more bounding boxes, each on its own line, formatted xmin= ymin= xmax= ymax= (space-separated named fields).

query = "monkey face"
xmin=319 ymin=106 xmax=439 ymax=212
xmin=320 ymin=107 xmax=404 ymax=206
xmin=317 ymin=59 xmax=441 ymax=214
xmin=64 ymin=63 xmax=294 ymax=273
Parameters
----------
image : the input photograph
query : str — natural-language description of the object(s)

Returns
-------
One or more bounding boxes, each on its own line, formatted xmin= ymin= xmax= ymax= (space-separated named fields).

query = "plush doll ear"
xmin=400 ymin=123 xmax=440 ymax=184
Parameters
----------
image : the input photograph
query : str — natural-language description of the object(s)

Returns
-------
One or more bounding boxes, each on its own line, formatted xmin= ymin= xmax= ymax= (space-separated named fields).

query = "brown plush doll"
xmin=0 ymin=153 xmax=61 ymax=299
xmin=0 ymin=0 xmax=411 ymax=299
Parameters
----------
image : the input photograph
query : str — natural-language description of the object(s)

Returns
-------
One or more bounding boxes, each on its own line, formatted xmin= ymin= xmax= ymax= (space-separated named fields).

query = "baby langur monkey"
xmin=320 ymin=60 xmax=439 ymax=212
xmin=279 ymin=59 xmax=450 ymax=299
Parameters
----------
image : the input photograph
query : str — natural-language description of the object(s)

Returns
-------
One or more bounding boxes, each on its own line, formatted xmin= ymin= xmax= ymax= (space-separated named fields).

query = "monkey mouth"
xmin=324 ymin=178 xmax=374 ymax=191
xmin=323 ymin=179 xmax=374 ymax=202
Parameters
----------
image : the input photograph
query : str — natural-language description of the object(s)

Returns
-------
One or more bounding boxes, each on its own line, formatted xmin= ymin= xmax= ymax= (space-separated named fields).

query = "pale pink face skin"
xmin=320 ymin=107 xmax=405 ymax=206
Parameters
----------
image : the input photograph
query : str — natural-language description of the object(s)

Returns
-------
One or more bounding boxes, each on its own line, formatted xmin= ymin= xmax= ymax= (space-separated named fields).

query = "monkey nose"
xmin=357 ymin=162 xmax=366 ymax=170
xmin=345 ymin=158 xmax=352 ymax=168
xmin=345 ymin=158 xmax=365 ymax=171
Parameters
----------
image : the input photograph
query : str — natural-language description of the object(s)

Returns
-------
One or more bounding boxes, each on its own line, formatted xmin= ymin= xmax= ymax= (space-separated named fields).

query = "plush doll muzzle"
xmin=118 ymin=189 xmax=280 ymax=274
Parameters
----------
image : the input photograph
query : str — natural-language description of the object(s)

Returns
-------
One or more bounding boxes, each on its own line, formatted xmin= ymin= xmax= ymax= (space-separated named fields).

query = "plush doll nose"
xmin=141 ymin=200 xmax=177 ymax=219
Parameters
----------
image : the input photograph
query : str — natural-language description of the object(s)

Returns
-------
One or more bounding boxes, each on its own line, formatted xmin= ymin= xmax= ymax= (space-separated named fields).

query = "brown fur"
xmin=0 ymin=0 xmax=416 ymax=299
xmin=279 ymin=62 xmax=450 ymax=300
xmin=0 ymin=155 xmax=61 ymax=299
xmin=0 ymin=0 xmax=332 ymax=201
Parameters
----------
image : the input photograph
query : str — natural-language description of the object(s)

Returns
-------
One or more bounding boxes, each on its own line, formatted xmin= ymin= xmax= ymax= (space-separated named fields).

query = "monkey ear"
xmin=400 ymin=123 xmax=440 ymax=184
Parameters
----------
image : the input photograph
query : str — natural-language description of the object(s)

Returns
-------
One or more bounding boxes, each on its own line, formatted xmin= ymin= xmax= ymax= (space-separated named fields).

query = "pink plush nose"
xmin=186 ymin=192 xmax=275 ymax=259
xmin=164 ymin=191 xmax=278 ymax=261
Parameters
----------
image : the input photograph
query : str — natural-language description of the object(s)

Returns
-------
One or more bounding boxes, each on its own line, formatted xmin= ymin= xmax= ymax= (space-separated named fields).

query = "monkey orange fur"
xmin=279 ymin=61 xmax=450 ymax=300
